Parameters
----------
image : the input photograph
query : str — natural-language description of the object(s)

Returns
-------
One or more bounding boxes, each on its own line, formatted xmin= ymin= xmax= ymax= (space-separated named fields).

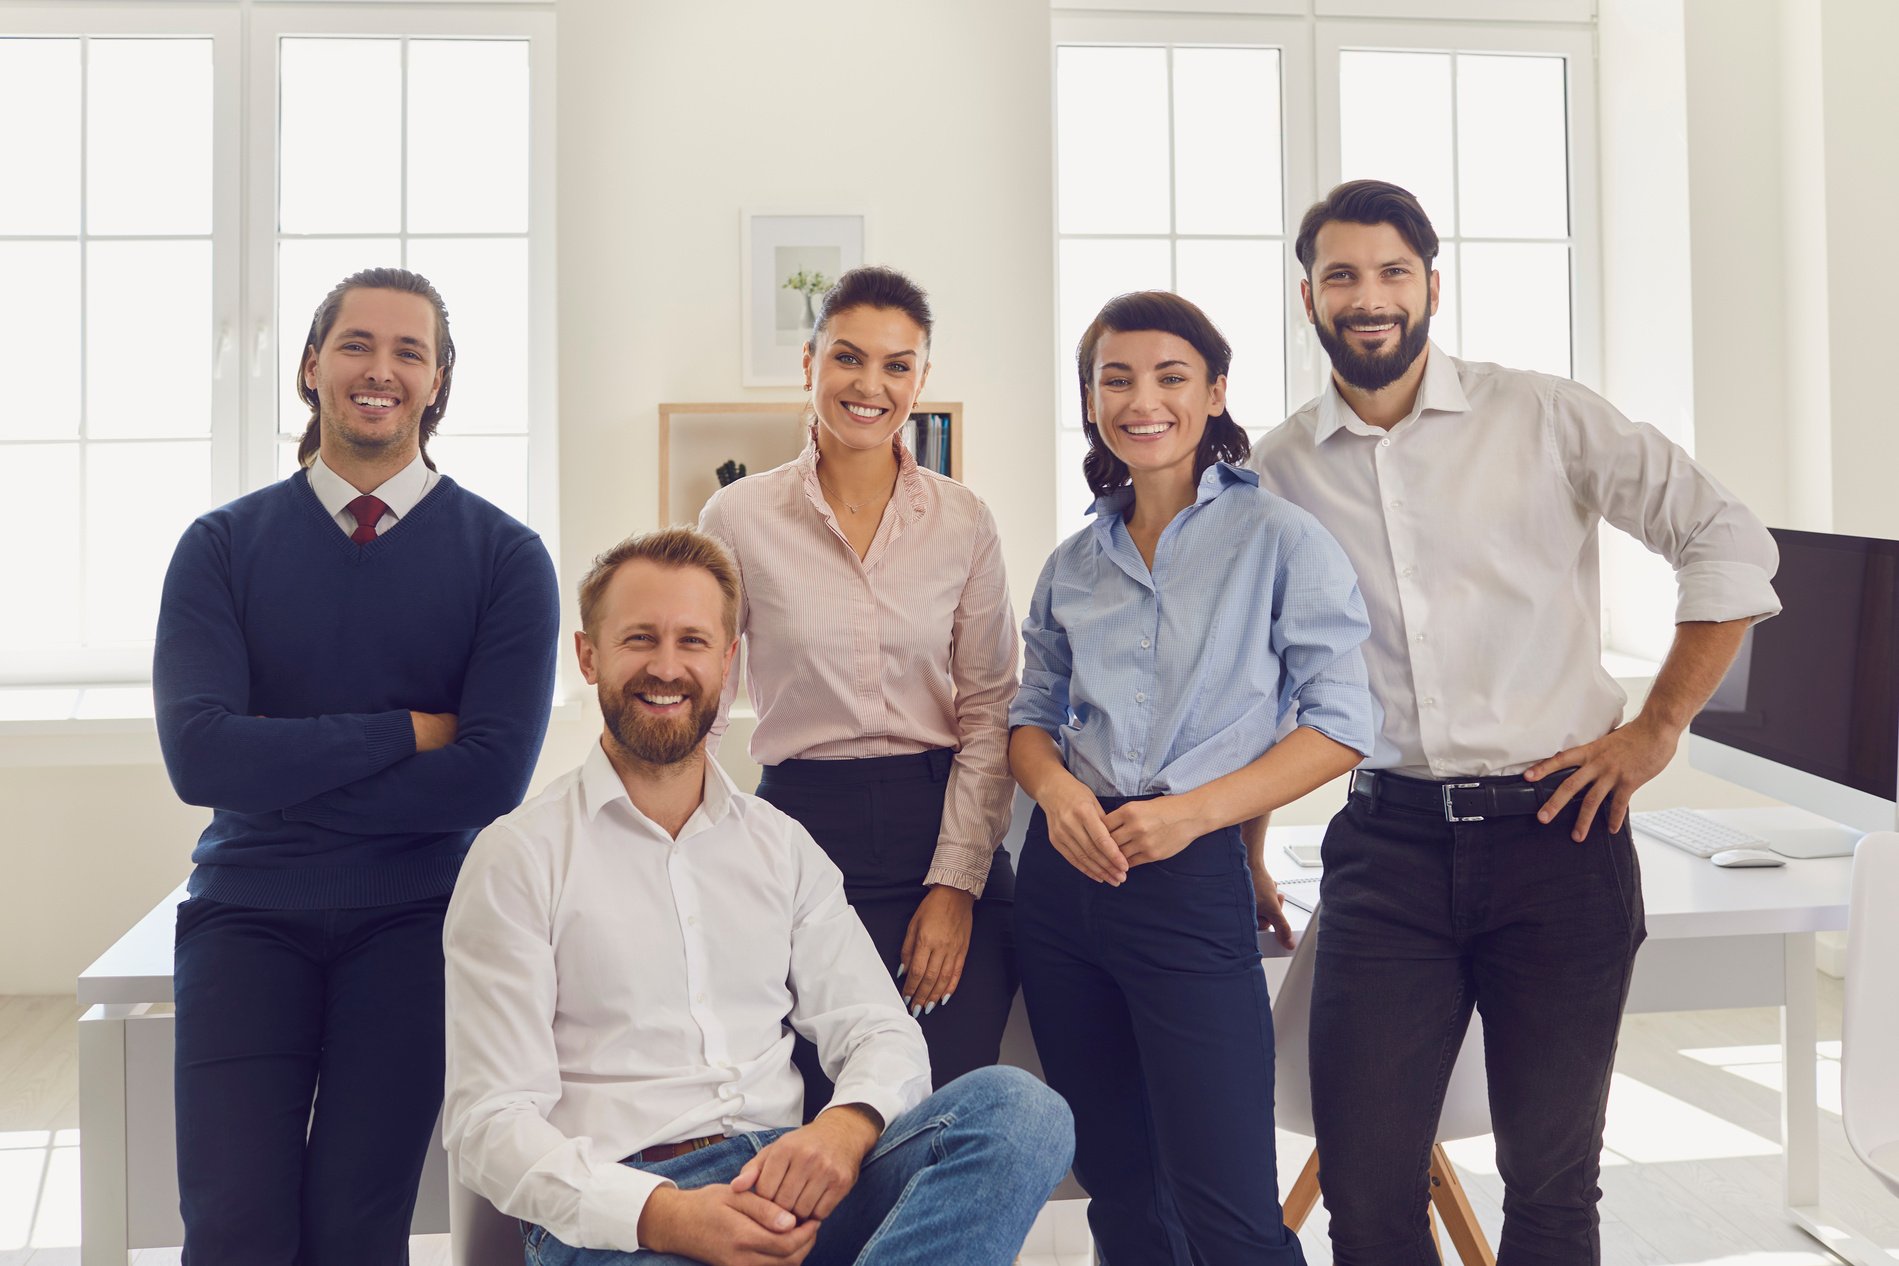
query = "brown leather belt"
xmin=629 ymin=1133 xmax=725 ymax=1164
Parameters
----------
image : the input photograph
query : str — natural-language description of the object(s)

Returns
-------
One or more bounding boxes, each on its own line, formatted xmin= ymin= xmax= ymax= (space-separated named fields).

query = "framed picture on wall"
xmin=740 ymin=210 xmax=867 ymax=386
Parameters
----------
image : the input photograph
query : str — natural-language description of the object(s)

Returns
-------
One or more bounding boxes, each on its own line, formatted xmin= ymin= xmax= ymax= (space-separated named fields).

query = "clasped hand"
xmin=635 ymin=1107 xmax=880 ymax=1266
xmin=1042 ymin=780 xmax=1205 ymax=884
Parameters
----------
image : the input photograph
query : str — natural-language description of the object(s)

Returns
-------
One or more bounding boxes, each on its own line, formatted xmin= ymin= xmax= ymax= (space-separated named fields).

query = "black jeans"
xmin=1016 ymin=802 xmax=1306 ymax=1266
xmin=1310 ymin=792 xmax=1646 ymax=1266
xmin=756 ymin=749 xmax=1017 ymax=1118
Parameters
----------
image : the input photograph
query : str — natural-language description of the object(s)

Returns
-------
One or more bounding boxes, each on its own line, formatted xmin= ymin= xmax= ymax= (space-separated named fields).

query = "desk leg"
xmin=1782 ymin=932 xmax=1897 ymax=1265
xmin=78 ymin=1004 xmax=132 ymax=1266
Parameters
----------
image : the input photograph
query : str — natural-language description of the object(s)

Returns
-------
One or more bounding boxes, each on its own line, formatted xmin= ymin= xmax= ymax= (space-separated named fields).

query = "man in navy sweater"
xmin=153 ymin=266 xmax=560 ymax=1264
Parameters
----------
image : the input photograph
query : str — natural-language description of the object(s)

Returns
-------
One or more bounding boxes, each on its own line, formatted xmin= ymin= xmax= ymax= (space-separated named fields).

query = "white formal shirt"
xmin=1248 ymin=344 xmax=1781 ymax=778
xmin=305 ymin=450 xmax=438 ymax=537
xmin=442 ymin=740 xmax=931 ymax=1252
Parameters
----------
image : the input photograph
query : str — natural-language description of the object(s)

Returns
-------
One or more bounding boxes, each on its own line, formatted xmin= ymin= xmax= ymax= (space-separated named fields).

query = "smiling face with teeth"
xmin=577 ymin=557 xmax=737 ymax=771
xmin=803 ymin=305 xmax=931 ymax=460
xmin=301 ymin=287 xmax=446 ymax=472
xmin=1303 ymin=219 xmax=1439 ymax=396
xmin=1085 ymin=328 xmax=1228 ymax=492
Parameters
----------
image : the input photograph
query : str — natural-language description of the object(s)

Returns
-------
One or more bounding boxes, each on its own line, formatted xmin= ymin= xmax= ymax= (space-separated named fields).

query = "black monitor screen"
xmin=1691 ymin=527 xmax=1899 ymax=802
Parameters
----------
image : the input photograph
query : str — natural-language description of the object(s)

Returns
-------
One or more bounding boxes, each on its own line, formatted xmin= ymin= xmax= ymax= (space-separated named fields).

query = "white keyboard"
xmin=1632 ymin=808 xmax=1771 ymax=859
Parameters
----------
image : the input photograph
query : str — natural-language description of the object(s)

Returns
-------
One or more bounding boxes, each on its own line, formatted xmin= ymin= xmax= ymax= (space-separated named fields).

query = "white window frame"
xmin=0 ymin=0 xmax=556 ymax=696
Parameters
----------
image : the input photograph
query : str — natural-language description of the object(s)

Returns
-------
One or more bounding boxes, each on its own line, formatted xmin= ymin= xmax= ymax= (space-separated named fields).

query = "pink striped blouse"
xmin=698 ymin=438 xmax=1018 ymax=896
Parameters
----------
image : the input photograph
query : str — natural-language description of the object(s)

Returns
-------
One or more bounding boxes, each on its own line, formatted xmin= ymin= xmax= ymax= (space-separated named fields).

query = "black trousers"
xmin=1311 ymin=792 xmax=1647 ymax=1266
xmin=756 ymin=749 xmax=1017 ymax=1119
xmin=172 ymin=892 xmax=450 ymax=1265
xmin=1015 ymin=802 xmax=1306 ymax=1266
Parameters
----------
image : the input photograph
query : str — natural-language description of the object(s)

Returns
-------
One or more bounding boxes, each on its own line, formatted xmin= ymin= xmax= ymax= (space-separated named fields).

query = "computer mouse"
xmin=1710 ymin=848 xmax=1786 ymax=868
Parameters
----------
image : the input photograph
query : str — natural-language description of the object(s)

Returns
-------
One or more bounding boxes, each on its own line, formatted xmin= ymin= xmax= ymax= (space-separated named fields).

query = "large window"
xmin=0 ymin=3 xmax=554 ymax=698
xmin=1052 ymin=10 xmax=1596 ymax=539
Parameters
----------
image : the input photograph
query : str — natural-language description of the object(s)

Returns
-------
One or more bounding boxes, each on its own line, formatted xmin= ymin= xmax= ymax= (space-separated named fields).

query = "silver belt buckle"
xmin=1442 ymin=781 xmax=1485 ymax=822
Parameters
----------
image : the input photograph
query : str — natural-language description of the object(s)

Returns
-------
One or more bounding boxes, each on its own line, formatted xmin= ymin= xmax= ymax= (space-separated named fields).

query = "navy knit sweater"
xmin=153 ymin=470 xmax=561 ymax=909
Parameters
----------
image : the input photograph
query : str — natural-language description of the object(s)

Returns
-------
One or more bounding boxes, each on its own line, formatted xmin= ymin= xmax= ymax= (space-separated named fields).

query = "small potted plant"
xmin=783 ymin=268 xmax=832 ymax=330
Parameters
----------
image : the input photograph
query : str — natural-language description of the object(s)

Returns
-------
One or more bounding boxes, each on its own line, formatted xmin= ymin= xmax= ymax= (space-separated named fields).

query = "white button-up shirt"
xmin=442 ymin=741 xmax=930 ymax=1252
xmin=305 ymin=449 xmax=438 ymax=537
xmin=1248 ymin=344 xmax=1781 ymax=777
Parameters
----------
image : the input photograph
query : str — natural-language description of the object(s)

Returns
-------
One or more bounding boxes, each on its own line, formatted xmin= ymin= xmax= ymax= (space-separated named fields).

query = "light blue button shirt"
xmin=1010 ymin=461 xmax=1377 ymax=798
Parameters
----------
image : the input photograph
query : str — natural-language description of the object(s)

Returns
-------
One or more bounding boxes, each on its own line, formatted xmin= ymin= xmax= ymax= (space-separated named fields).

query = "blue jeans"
xmin=523 ymin=1066 xmax=1073 ymax=1265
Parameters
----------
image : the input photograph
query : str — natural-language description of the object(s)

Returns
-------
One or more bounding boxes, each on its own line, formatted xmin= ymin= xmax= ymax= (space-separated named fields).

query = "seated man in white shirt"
xmin=443 ymin=527 xmax=1073 ymax=1266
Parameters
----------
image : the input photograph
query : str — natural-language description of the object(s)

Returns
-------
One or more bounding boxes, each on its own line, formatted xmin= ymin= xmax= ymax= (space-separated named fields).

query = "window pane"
xmin=87 ymin=240 xmax=212 ymax=439
xmin=427 ymin=434 xmax=527 ymax=524
xmin=407 ymin=40 xmax=529 ymax=234
xmin=1056 ymin=427 xmax=1095 ymax=543
xmin=1172 ymin=48 xmax=1282 ymax=236
xmin=280 ymin=39 xmax=402 ymax=234
xmin=1057 ymin=47 xmax=1170 ymax=235
xmin=1175 ymin=240 xmax=1284 ymax=429
xmin=0 ymin=243 xmax=81 ymax=439
xmin=0 ymin=443 xmax=81 ymax=648
xmin=0 ymin=39 xmax=79 ymax=235
xmin=1058 ymin=238 xmax=1172 ymax=427
xmin=85 ymin=440 xmax=210 ymax=646
xmin=86 ymin=39 xmax=212 ymax=236
xmin=278 ymin=437 xmax=301 ymax=481
xmin=1458 ymin=242 xmax=1570 ymax=377
xmin=1340 ymin=50 xmax=1455 ymax=234
xmin=277 ymin=237 xmax=403 ymax=432
xmin=404 ymin=238 xmax=528 ymax=435
xmin=1457 ymin=54 xmax=1568 ymax=239
xmin=86 ymin=241 xmax=210 ymax=440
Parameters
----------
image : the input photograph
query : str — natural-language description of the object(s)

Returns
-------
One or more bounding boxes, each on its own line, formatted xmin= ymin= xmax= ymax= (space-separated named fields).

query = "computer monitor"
xmin=1689 ymin=527 xmax=1899 ymax=851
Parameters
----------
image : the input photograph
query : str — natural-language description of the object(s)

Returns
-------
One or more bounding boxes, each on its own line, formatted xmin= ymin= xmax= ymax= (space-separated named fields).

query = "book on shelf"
xmin=909 ymin=411 xmax=953 ymax=476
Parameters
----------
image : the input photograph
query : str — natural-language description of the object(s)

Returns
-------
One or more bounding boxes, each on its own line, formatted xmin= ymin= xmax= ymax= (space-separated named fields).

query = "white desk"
xmin=75 ymin=884 xmax=451 ymax=1264
xmin=1263 ymin=805 xmax=1880 ymax=1266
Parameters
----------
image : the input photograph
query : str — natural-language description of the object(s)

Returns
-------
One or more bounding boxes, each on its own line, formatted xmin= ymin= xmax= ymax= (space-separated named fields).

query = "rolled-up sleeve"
xmin=927 ymin=503 xmax=1019 ymax=896
xmin=1550 ymin=379 xmax=1781 ymax=626
xmin=1009 ymin=550 xmax=1073 ymax=738
xmin=1270 ymin=524 xmax=1379 ymax=758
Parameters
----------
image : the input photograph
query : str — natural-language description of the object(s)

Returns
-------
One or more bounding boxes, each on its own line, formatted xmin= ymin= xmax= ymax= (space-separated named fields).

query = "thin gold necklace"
xmin=818 ymin=468 xmax=894 ymax=515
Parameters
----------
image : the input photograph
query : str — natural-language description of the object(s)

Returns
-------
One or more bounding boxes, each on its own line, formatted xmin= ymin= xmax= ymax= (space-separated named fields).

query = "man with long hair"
xmin=153 ymin=267 xmax=560 ymax=1262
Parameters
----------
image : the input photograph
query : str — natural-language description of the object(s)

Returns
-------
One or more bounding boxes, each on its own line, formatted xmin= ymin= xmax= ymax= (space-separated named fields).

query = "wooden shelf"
xmin=657 ymin=401 xmax=963 ymax=525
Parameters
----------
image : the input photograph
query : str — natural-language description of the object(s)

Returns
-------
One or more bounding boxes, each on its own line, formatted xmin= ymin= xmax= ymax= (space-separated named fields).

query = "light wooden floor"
xmin=3 ymin=982 xmax=1896 ymax=1265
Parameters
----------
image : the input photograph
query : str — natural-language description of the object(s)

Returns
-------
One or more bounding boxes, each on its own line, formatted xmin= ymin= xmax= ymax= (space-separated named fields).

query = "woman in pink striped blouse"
xmin=699 ymin=267 xmax=1020 ymax=1115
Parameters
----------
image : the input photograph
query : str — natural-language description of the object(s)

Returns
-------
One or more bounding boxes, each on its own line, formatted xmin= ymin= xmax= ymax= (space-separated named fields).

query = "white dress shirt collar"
xmin=1313 ymin=340 xmax=1472 ymax=444
xmin=307 ymin=450 xmax=435 ymax=533
xmin=578 ymin=738 xmax=735 ymax=834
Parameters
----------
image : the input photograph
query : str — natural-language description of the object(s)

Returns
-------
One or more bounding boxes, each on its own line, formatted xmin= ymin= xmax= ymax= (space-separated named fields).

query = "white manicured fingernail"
xmin=941 ymin=994 xmax=952 ymax=1006
xmin=910 ymin=1003 xmax=922 ymax=1018
xmin=896 ymin=963 xmax=907 ymax=979
xmin=924 ymin=1002 xmax=935 ymax=1015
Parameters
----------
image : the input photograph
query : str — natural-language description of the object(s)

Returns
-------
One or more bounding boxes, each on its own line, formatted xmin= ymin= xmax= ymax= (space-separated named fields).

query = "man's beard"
xmin=600 ymin=676 xmax=718 ymax=767
xmin=1314 ymin=308 xmax=1431 ymax=392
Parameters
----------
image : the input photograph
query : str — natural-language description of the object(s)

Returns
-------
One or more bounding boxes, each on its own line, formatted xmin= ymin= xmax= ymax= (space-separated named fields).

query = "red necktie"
xmin=346 ymin=495 xmax=389 ymax=545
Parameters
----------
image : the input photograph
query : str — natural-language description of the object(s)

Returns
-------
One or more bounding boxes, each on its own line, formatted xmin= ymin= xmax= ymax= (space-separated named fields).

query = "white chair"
xmin=1273 ymin=907 xmax=1497 ymax=1265
xmin=1843 ymin=831 xmax=1899 ymax=1200
xmin=449 ymin=1170 xmax=521 ymax=1266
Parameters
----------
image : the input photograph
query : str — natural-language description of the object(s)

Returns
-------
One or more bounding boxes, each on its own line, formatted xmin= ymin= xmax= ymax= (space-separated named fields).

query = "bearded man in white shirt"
xmin=442 ymin=527 xmax=1072 ymax=1266
xmin=1249 ymin=180 xmax=1780 ymax=1266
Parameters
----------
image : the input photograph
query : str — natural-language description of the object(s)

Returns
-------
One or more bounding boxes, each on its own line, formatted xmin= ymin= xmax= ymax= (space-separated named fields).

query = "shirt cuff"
xmin=577 ymin=1162 xmax=675 ymax=1252
xmin=924 ymin=849 xmax=990 ymax=898
xmin=823 ymin=1072 xmax=927 ymax=1137
xmin=1675 ymin=560 xmax=1782 ymax=626
xmin=360 ymin=708 xmax=419 ymax=765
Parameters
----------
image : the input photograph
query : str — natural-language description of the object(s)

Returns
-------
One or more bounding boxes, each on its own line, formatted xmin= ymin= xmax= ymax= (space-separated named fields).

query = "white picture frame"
xmin=740 ymin=210 xmax=867 ymax=386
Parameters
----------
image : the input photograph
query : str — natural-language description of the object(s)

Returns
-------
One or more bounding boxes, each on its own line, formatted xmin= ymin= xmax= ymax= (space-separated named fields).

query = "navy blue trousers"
xmin=172 ymin=893 xmax=450 ymax=1265
xmin=757 ymin=749 xmax=1017 ymax=1118
xmin=1015 ymin=801 xmax=1305 ymax=1266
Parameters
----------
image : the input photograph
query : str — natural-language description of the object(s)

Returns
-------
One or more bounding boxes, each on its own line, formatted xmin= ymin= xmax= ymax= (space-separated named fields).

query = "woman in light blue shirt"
xmin=1009 ymin=290 xmax=1377 ymax=1266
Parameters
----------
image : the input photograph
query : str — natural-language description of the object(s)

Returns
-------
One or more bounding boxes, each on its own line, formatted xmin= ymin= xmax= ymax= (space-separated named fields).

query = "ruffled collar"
xmin=794 ymin=426 xmax=931 ymax=526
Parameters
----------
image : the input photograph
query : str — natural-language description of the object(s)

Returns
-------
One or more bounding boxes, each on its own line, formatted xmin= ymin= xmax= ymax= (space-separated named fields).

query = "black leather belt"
xmin=1348 ymin=767 xmax=1575 ymax=823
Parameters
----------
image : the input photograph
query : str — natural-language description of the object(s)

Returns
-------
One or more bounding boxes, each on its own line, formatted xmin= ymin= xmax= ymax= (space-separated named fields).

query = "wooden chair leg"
xmin=1283 ymin=1151 xmax=1322 ymax=1232
xmin=1427 ymin=1144 xmax=1496 ymax=1266
xmin=1428 ymin=1203 xmax=1442 ymax=1256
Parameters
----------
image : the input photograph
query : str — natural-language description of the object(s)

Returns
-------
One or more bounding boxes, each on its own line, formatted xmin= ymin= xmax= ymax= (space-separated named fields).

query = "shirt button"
xmin=1421 ymin=697 xmax=1437 ymax=707
xmin=1401 ymin=566 xmax=1417 ymax=578
xmin=1127 ymin=749 xmax=1139 ymax=760
xmin=1415 ymin=633 xmax=1428 ymax=643
xmin=1135 ymin=692 xmax=1146 ymax=703
xmin=1389 ymin=499 xmax=1404 ymax=509
xmin=694 ymin=992 xmax=707 ymax=1003
xmin=1380 ymin=438 xmax=1392 ymax=448
xmin=1140 ymin=637 xmax=1151 ymax=649
xmin=687 ymin=915 xmax=699 ymax=926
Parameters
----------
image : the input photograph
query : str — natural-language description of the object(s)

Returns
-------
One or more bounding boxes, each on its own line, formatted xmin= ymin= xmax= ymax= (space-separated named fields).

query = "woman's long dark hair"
xmin=295 ymin=267 xmax=456 ymax=470
xmin=1075 ymin=291 xmax=1249 ymax=497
